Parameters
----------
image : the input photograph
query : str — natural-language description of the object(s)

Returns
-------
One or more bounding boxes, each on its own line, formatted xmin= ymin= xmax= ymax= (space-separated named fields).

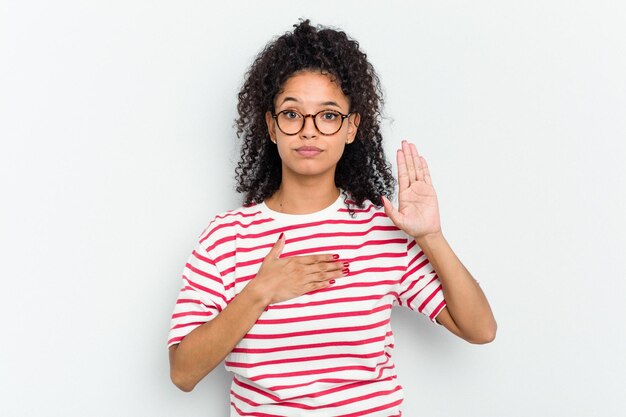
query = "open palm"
xmin=382 ymin=140 xmax=442 ymax=239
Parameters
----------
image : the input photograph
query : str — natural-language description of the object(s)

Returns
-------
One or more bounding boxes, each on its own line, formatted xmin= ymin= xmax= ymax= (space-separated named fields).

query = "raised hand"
xmin=382 ymin=140 xmax=442 ymax=239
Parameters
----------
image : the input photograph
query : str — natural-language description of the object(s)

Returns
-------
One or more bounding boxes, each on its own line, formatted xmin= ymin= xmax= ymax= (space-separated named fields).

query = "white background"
xmin=2 ymin=1 xmax=625 ymax=416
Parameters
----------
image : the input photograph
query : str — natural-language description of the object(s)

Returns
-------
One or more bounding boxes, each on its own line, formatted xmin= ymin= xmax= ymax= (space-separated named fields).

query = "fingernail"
xmin=343 ymin=262 xmax=350 ymax=268
xmin=332 ymin=254 xmax=339 ymax=260
xmin=342 ymin=268 xmax=350 ymax=275
xmin=279 ymin=232 xmax=284 ymax=240
xmin=329 ymin=279 xmax=336 ymax=285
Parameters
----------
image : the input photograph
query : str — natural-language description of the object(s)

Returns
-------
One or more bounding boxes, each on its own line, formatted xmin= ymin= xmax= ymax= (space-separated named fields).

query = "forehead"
xmin=274 ymin=71 xmax=350 ymax=108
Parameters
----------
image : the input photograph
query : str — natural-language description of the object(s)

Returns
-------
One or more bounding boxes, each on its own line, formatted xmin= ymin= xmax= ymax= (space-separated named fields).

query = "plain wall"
xmin=1 ymin=1 xmax=625 ymax=416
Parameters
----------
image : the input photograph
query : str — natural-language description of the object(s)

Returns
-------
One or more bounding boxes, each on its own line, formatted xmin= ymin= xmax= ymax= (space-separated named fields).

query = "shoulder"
xmin=196 ymin=204 xmax=267 ymax=249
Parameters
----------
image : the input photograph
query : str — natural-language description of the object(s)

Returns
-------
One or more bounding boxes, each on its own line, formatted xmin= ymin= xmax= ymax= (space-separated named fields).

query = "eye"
xmin=320 ymin=111 xmax=340 ymax=121
xmin=282 ymin=110 xmax=301 ymax=120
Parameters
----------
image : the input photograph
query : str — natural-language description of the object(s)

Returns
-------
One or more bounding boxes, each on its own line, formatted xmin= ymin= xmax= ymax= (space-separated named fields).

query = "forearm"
xmin=415 ymin=232 xmax=496 ymax=343
xmin=169 ymin=285 xmax=268 ymax=392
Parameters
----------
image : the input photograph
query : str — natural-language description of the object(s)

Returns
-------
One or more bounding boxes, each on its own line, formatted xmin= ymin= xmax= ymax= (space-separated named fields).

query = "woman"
xmin=168 ymin=19 xmax=496 ymax=416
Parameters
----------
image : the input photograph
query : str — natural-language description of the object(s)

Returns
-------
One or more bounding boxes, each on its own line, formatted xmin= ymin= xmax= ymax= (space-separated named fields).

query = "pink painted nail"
xmin=329 ymin=279 xmax=336 ymax=285
xmin=342 ymin=268 xmax=350 ymax=275
xmin=332 ymin=254 xmax=340 ymax=260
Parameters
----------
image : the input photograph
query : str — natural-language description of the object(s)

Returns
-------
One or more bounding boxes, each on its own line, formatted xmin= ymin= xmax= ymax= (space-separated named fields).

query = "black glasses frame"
xmin=272 ymin=110 xmax=353 ymax=136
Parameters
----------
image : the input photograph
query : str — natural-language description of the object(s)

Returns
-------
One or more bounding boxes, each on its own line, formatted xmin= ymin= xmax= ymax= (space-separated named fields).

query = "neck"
xmin=265 ymin=176 xmax=340 ymax=215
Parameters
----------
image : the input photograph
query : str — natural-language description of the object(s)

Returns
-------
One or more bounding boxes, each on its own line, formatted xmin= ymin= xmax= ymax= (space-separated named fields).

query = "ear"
xmin=265 ymin=111 xmax=277 ymax=143
xmin=346 ymin=112 xmax=361 ymax=144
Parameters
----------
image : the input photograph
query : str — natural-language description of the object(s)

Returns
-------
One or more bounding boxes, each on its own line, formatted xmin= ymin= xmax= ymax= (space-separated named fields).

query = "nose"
xmin=300 ymin=114 xmax=318 ymax=140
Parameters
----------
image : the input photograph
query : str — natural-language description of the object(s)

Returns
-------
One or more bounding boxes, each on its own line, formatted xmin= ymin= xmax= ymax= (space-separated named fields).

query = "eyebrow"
xmin=278 ymin=97 xmax=342 ymax=108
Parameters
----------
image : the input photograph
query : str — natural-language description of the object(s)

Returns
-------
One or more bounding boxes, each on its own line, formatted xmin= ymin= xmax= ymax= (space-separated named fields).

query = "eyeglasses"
xmin=272 ymin=109 xmax=352 ymax=136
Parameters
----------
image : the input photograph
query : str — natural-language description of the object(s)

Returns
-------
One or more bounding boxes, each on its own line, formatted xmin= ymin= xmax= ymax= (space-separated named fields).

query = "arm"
xmin=382 ymin=140 xmax=496 ymax=344
xmin=169 ymin=283 xmax=267 ymax=392
xmin=415 ymin=231 xmax=496 ymax=344
xmin=168 ymin=234 xmax=347 ymax=392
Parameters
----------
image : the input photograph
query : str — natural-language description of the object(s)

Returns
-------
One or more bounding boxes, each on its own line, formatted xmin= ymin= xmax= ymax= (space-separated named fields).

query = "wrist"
xmin=241 ymin=280 xmax=272 ymax=309
xmin=414 ymin=230 xmax=445 ymax=246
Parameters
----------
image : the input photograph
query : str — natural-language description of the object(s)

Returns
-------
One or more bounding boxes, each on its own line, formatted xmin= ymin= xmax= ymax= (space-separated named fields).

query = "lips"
xmin=295 ymin=146 xmax=323 ymax=157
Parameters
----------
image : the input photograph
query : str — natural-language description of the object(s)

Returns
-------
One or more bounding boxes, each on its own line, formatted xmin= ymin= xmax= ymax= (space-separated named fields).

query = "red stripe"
xmin=400 ymin=259 xmax=431 ymax=283
xmin=231 ymin=402 xmax=282 ymax=417
xmin=268 ymin=294 xmax=390 ymax=310
xmin=185 ymin=262 xmax=223 ymax=286
xmin=397 ymin=275 xmax=425 ymax=299
xmin=200 ymin=217 xmax=275 ymax=245
xmin=418 ymin=283 xmax=443 ymax=313
xmin=167 ymin=336 xmax=183 ymax=345
xmin=182 ymin=275 xmax=227 ymax=305
xmin=430 ymin=299 xmax=447 ymax=320
xmin=232 ymin=333 xmax=392 ymax=354
xmin=268 ymin=362 xmax=396 ymax=391
xmin=192 ymin=249 xmax=216 ymax=265
xmin=406 ymin=275 xmax=439 ymax=307
xmin=226 ymin=279 xmax=401 ymax=303
xmin=244 ymin=318 xmax=390 ymax=340
xmin=256 ymin=304 xmax=391 ymax=325
xmin=348 ymin=266 xmax=405 ymax=277
xmin=233 ymin=375 xmax=398 ymax=403
xmin=285 ymin=225 xmax=400 ymax=245
xmin=214 ymin=209 xmax=262 ymax=220
xmin=206 ymin=234 xmax=236 ymax=253
xmin=169 ymin=320 xmax=206 ymax=331
xmin=175 ymin=298 xmax=206 ymax=305
xmin=344 ymin=251 xmax=405 ymax=263
xmin=336 ymin=398 xmax=403 ymax=417
xmin=282 ymin=239 xmax=407 ymax=258
xmin=226 ymin=350 xmax=382 ymax=369
xmin=171 ymin=310 xmax=213 ymax=319
xmin=214 ymin=250 xmax=236 ymax=264
xmin=407 ymin=250 xmax=426 ymax=269
xmin=249 ymin=356 xmax=391 ymax=382
xmin=235 ymin=242 xmax=275 ymax=254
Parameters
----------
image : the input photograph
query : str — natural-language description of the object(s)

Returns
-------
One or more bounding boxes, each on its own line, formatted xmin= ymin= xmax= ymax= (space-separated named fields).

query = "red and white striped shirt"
xmin=168 ymin=194 xmax=446 ymax=416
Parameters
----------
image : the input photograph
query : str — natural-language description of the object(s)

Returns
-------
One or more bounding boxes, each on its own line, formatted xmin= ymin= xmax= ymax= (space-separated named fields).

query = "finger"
xmin=396 ymin=149 xmax=409 ymax=191
xmin=410 ymin=143 xmax=424 ymax=182
xmin=311 ymin=268 xmax=347 ymax=282
xmin=267 ymin=232 xmax=285 ymax=259
xmin=402 ymin=140 xmax=417 ymax=183
xmin=305 ymin=280 xmax=332 ymax=292
xmin=382 ymin=196 xmax=403 ymax=227
xmin=420 ymin=156 xmax=433 ymax=186
xmin=299 ymin=253 xmax=341 ymax=265
xmin=303 ymin=260 xmax=347 ymax=275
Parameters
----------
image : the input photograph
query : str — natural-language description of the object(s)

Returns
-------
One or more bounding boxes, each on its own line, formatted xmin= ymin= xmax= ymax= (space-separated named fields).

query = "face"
xmin=265 ymin=71 xmax=360 ymax=181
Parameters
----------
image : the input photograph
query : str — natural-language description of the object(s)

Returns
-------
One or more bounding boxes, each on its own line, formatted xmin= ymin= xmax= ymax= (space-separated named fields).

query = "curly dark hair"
xmin=235 ymin=19 xmax=395 ymax=209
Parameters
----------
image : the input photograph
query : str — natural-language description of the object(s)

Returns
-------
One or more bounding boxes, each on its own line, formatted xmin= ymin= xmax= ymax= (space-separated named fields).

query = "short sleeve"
xmin=397 ymin=238 xmax=447 ymax=324
xmin=167 ymin=241 xmax=228 ymax=348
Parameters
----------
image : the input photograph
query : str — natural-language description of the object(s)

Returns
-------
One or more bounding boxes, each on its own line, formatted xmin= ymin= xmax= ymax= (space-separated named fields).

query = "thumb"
xmin=267 ymin=232 xmax=286 ymax=259
xmin=381 ymin=196 xmax=403 ymax=227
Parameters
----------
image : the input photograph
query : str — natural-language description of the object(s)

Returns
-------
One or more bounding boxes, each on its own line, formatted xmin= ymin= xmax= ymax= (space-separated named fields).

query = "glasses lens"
xmin=315 ymin=111 xmax=343 ymax=135
xmin=276 ymin=111 xmax=303 ymax=135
